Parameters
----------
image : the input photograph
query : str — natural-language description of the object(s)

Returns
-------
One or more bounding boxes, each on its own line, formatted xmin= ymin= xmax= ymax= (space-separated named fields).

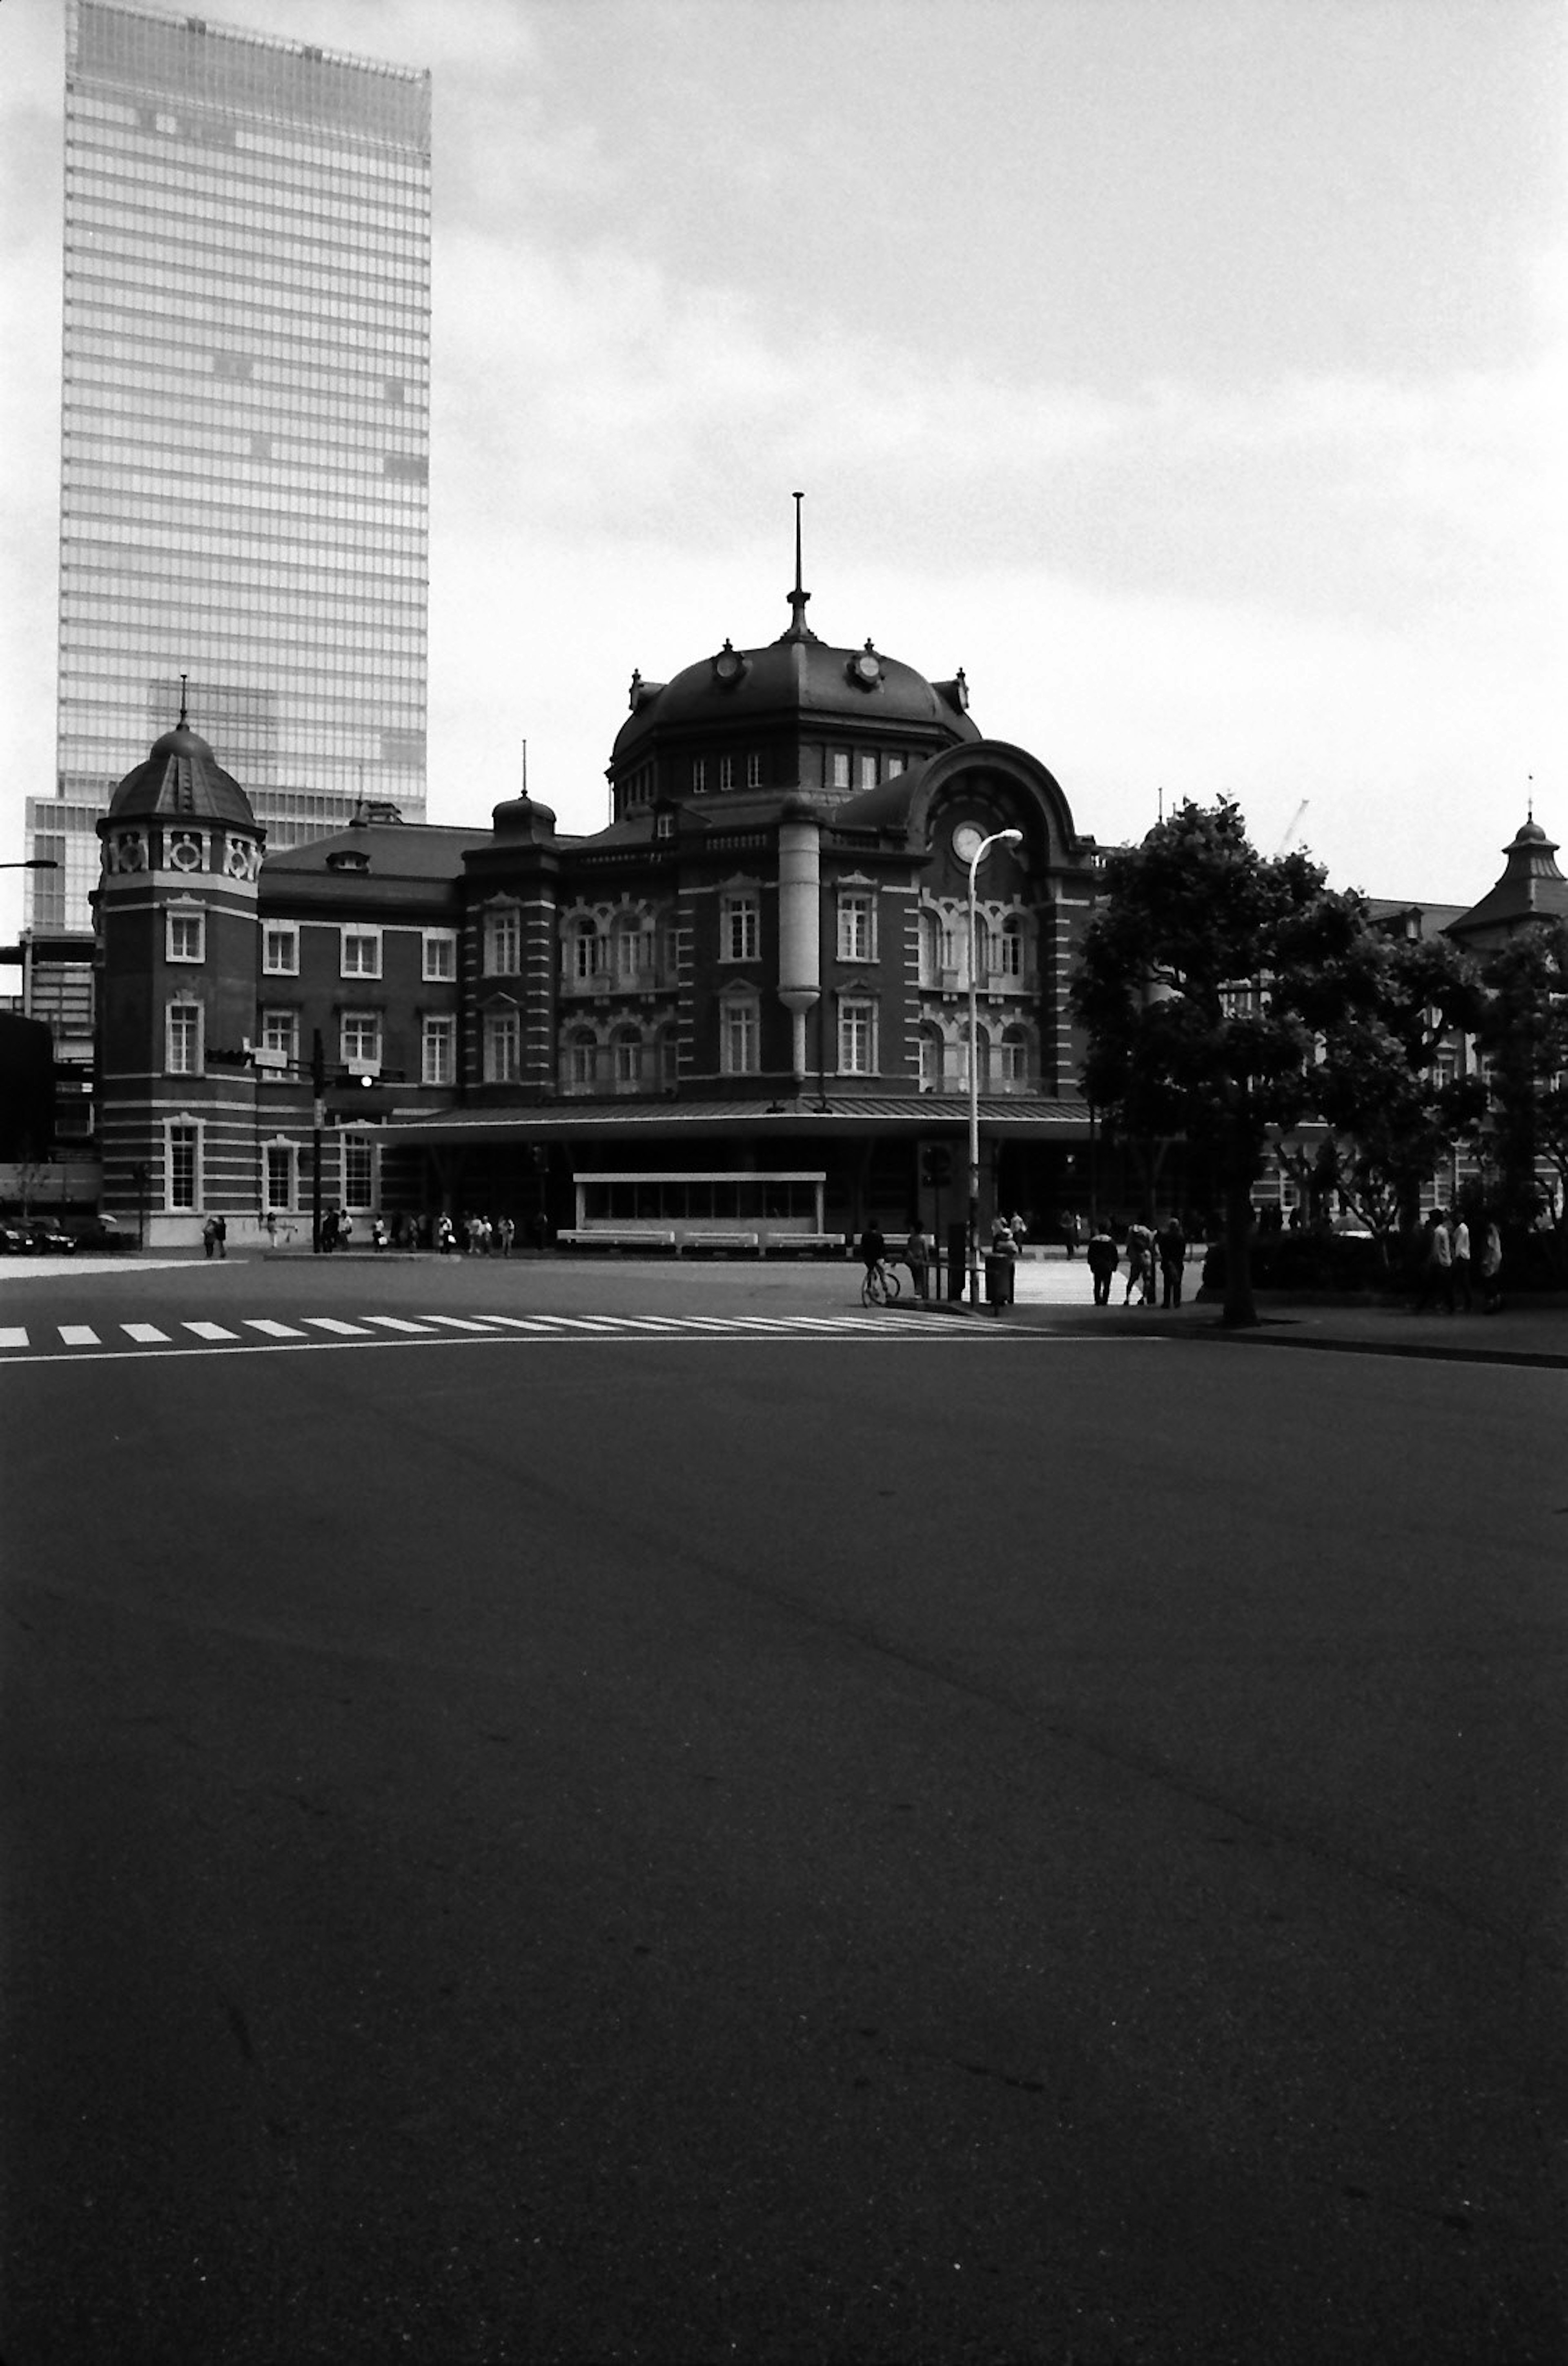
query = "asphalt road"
xmin=2 ymin=1257 xmax=1564 ymax=2364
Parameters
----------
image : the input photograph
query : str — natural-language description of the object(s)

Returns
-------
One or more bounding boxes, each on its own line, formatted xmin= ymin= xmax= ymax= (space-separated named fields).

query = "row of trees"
xmin=1071 ymin=800 xmax=1568 ymax=1328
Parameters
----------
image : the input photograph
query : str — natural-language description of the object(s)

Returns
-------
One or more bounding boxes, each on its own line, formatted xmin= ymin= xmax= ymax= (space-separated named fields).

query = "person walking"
xmin=1479 ymin=1219 xmax=1503 ymax=1314
xmin=904 ymin=1219 xmax=931 ymax=1301
xmin=1158 ymin=1214 xmax=1187 ymax=1308
xmin=497 ymin=1214 xmax=515 ymax=1259
xmin=1123 ymin=1215 xmax=1154 ymax=1305
xmin=1449 ymin=1210 xmax=1473 ymax=1311
xmin=1414 ymin=1209 xmax=1453 ymax=1312
xmin=1086 ymin=1222 xmax=1118 ymax=1306
xmin=202 ymin=1214 xmax=220 ymax=1259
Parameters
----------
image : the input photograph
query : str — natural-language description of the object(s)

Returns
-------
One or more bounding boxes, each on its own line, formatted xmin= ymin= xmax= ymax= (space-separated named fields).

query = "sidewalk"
xmin=988 ymin=1253 xmax=1568 ymax=1370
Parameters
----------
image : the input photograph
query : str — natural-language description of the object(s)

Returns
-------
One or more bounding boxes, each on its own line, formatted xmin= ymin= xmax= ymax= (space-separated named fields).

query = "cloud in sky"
xmin=2 ymin=0 xmax=1564 ymax=947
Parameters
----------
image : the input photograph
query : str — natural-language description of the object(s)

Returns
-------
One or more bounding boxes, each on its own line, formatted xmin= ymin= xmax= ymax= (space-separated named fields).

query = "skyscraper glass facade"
xmin=30 ymin=0 xmax=430 ymax=931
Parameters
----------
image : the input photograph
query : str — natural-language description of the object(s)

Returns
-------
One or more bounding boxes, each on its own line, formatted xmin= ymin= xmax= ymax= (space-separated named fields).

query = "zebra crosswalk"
xmin=0 ymin=1307 xmax=1019 ymax=1361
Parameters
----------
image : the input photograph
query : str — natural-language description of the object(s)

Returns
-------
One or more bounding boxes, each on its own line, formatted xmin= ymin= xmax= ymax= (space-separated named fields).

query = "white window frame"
xmin=837 ymin=891 xmax=875 ymax=965
xmin=165 ymin=907 xmax=205 ymax=964
xmin=997 ymin=915 xmax=1026 ymax=978
xmin=918 ymin=1027 xmax=941 ymax=1089
xmin=564 ymin=1027 xmax=598 ymax=1092
xmin=998 ymin=1027 xmax=1030 ymax=1088
xmin=720 ymin=893 xmax=759 ymax=964
xmin=422 ymin=929 xmax=457 ymax=982
xmin=260 ymin=1007 xmax=298 ymax=1065
xmin=837 ymin=997 xmax=878 ymax=1077
xmin=721 ymin=993 xmax=760 ymax=1076
xmin=718 ymin=755 xmax=735 ymax=792
xmin=421 ymin=1014 xmax=454 ymax=1087
xmin=166 ymin=1120 xmax=200 ymax=1212
xmin=484 ymin=909 xmax=521 ymax=976
xmin=340 ymin=1011 xmax=382 ymax=1068
xmin=691 ymin=757 xmax=707 ymax=793
xmin=570 ymin=917 xmax=601 ymax=982
xmin=340 ymin=925 xmax=382 ymax=980
xmin=483 ymin=1008 xmax=520 ymax=1084
xmin=857 ymin=753 xmax=877 ymax=792
xmin=341 ymin=1133 xmax=376 ymax=1211
xmin=263 ymin=1139 xmax=296 ymax=1213
xmin=263 ymin=922 xmax=298 ymax=976
xmin=612 ymin=1028 xmax=644 ymax=1092
xmin=166 ymin=999 xmax=203 ymax=1077
xmin=918 ymin=909 xmax=943 ymax=989
xmin=829 ymin=751 xmax=851 ymax=790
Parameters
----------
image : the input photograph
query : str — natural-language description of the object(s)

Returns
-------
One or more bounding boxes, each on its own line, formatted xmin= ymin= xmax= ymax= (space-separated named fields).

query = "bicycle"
xmin=860 ymin=1258 xmax=902 ymax=1307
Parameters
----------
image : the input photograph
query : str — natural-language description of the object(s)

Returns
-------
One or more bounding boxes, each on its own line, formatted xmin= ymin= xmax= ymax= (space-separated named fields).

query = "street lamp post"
xmin=967 ymin=828 xmax=1023 ymax=1305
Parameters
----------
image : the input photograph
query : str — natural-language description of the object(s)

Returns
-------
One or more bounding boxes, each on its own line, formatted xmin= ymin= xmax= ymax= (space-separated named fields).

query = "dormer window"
xmin=691 ymin=757 xmax=707 ymax=793
xmin=327 ymin=848 xmax=370 ymax=873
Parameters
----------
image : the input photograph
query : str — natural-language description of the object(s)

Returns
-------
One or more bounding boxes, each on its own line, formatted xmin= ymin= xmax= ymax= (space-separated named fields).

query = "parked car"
xmin=0 ymin=1219 xmax=31 ymax=1255
xmin=23 ymin=1218 xmax=77 ymax=1255
xmin=67 ymin=1214 xmax=132 ymax=1252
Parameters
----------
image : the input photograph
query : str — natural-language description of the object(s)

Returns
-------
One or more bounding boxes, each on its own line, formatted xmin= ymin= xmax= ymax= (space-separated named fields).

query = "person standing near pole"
xmin=1087 ymin=1221 xmax=1118 ymax=1306
xmin=1158 ymin=1213 xmax=1186 ymax=1308
xmin=904 ymin=1218 xmax=930 ymax=1301
xmin=1449 ymin=1208 xmax=1472 ymax=1312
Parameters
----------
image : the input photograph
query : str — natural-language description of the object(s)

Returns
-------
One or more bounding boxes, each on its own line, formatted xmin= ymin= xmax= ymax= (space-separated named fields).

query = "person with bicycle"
xmin=859 ymin=1219 xmax=887 ymax=1281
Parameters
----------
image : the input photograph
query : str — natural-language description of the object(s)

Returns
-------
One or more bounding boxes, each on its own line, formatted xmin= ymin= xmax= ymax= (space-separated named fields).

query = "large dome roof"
xmin=107 ymin=720 xmax=257 ymax=830
xmin=611 ymin=604 xmax=979 ymax=767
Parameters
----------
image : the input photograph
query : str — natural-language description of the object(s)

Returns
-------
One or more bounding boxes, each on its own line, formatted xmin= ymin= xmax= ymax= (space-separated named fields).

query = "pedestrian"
xmin=1449 ymin=1210 xmax=1472 ymax=1312
xmin=1158 ymin=1214 xmax=1186 ymax=1308
xmin=202 ymin=1214 xmax=219 ymax=1259
xmin=337 ymin=1209 xmax=354 ymax=1252
xmin=904 ymin=1218 xmax=931 ymax=1301
xmin=497 ymin=1214 xmax=515 ymax=1258
xmin=859 ymin=1218 xmax=887 ymax=1280
xmin=214 ymin=1212 xmax=227 ymax=1259
xmin=321 ymin=1207 xmax=340 ymax=1252
xmin=1009 ymin=1211 xmax=1028 ymax=1250
xmin=372 ymin=1216 xmax=388 ymax=1251
xmin=1061 ymin=1210 xmax=1082 ymax=1259
xmin=1414 ymin=1209 xmax=1453 ymax=1312
xmin=986 ymin=1219 xmax=1019 ymax=1314
xmin=1086 ymin=1221 xmax=1118 ymax=1306
xmin=1479 ymin=1219 xmax=1503 ymax=1314
xmin=1123 ymin=1215 xmax=1155 ymax=1305
xmin=437 ymin=1212 xmax=454 ymax=1254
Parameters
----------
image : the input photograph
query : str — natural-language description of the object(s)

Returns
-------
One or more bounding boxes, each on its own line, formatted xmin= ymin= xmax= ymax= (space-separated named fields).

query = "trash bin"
xmin=984 ymin=1250 xmax=1015 ymax=1311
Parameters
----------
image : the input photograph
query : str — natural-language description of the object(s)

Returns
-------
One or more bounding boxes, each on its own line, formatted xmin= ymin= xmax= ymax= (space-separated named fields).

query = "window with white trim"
xmin=166 ymin=1001 xmax=202 ymax=1076
xmin=918 ymin=1026 xmax=941 ymax=1089
xmin=613 ymin=917 xmax=649 ymax=985
xmin=691 ymin=757 xmax=707 ymax=793
xmin=167 ymin=1123 xmax=198 ymax=1210
xmin=718 ymin=755 xmax=735 ymax=792
xmin=612 ymin=1027 xmax=644 ymax=1092
xmin=837 ymin=998 xmax=878 ymax=1076
xmin=570 ymin=916 xmax=600 ymax=981
xmin=564 ymin=1027 xmax=598 ymax=1092
xmin=340 ymin=1011 xmax=381 ymax=1067
xmin=746 ymin=752 xmax=763 ymax=788
xmin=722 ymin=995 xmax=760 ymax=1076
xmin=997 ymin=914 xmax=1027 ymax=977
xmin=999 ymin=1027 xmax=1029 ymax=1087
xmin=720 ymin=893 xmax=759 ymax=962
xmin=485 ymin=909 xmax=521 ymax=976
xmin=837 ymin=891 xmax=874 ymax=964
xmin=483 ymin=1009 xmax=520 ymax=1083
xmin=886 ymin=753 xmax=906 ymax=778
xmin=342 ymin=1135 xmax=375 ymax=1208
xmin=263 ymin=922 xmax=298 ymax=975
xmin=341 ymin=927 xmax=381 ymax=979
xmin=166 ymin=909 xmax=204 ymax=963
xmin=829 ymin=751 xmax=851 ymax=789
xmin=423 ymin=929 xmax=457 ymax=982
xmin=265 ymin=1142 xmax=295 ymax=1212
xmin=260 ymin=1007 xmax=298 ymax=1065
xmin=918 ymin=909 xmax=943 ymax=988
xmin=959 ymin=1020 xmax=989 ymax=1090
xmin=858 ymin=753 xmax=877 ymax=791
xmin=422 ymin=1015 xmax=454 ymax=1087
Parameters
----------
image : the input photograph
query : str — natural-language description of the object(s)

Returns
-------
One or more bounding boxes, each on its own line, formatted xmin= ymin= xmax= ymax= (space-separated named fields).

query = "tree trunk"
xmin=1221 ymin=1173 xmax=1259 ymax=1328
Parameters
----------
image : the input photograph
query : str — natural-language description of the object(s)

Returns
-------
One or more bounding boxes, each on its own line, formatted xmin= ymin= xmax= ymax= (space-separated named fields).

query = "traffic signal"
xmin=921 ymin=1145 xmax=952 ymax=1188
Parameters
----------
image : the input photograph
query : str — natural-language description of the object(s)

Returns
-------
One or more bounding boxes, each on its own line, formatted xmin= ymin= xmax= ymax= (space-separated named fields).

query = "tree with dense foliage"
xmin=1071 ymin=799 xmax=1365 ymax=1327
xmin=1473 ymin=919 xmax=1568 ymax=1262
xmin=1303 ymin=929 xmax=1486 ymax=1253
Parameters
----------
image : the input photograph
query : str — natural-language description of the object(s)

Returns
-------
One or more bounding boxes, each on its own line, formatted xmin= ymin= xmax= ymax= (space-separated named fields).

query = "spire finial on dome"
xmin=178 ymin=671 xmax=189 ymax=728
xmin=784 ymin=490 xmax=811 ymax=641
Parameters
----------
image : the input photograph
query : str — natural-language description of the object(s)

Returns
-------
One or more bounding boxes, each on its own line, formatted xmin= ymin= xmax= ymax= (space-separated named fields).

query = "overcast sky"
xmin=3 ymin=0 xmax=1565 ymax=947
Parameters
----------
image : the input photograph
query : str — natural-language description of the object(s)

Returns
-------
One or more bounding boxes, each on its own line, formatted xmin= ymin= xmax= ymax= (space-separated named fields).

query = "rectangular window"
xmin=838 ymin=999 xmax=877 ymax=1075
xmin=484 ymin=1010 xmax=520 ymax=1083
xmin=342 ymin=1136 xmax=374 ymax=1208
xmin=340 ymin=1011 xmax=381 ymax=1067
xmin=829 ymin=751 xmax=851 ymax=790
xmin=166 ymin=1001 xmax=201 ymax=1075
xmin=265 ymin=1143 xmax=294 ymax=1212
xmin=341 ymin=927 xmax=381 ymax=979
xmin=260 ymin=1007 xmax=298 ymax=1064
xmin=722 ymin=998 xmax=759 ymax=1075
xmin=721 ymin=894 xmax=759 ymax=963
xmin=746 ymin=752 xmax=763 ymax=788
xmin=691 ymin=757 xmax=707 ymax=793
xmin=858 ymin=753 xmax=877 ymax=791
xmin=166 ymin=909 xmax=204 ymax=962
xmin=837 ymin=892 xmax=874 ymax=964
xmin=718 ymin=755 xmax=735 ymax=791
xmin=485 ymin=910 xmax=521 ymax=975
xmin=167 ymin=1123 xmax=198 ymax=1211
xmin=886 ymin=753 xmax=906 ymax=778
xmin=422 ymin=1015 xmax=454 ymax=1086
xmin=422 ymin=929 xmax=456 ymax=982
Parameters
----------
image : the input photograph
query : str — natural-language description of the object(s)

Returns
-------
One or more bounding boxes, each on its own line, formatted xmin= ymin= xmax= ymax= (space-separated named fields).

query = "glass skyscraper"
xmin=28 ymin=0 xmax=430 ymax=933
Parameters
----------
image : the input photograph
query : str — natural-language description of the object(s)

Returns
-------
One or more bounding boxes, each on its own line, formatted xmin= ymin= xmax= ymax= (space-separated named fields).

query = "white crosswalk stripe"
xmin=183 ymin=1321 xmax=238 ymax=1341
xmin=1 ymin=1327 xmax=31 ymax=1350
xmin=303 ymin=1317 xmax=371 ymax=1335
xmin=244 ymin=1319 xmax=306 ymax=1338
xmin=59 ymin=1325 xmax=100 ymax=1346
xmin=363 ymin=1315 xmax=436 ymax=1333
xmin=122 ymin=1323 xmax=171 ymax=1343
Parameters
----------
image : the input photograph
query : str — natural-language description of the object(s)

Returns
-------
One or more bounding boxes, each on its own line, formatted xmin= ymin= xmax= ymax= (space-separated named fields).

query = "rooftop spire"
xmin=783 ymin=490 xmax=816 ymax=642
xmin=178 ymin=671 xmax=189 ymax=728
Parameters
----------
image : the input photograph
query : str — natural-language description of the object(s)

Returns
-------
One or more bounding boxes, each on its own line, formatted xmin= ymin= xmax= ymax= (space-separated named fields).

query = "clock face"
xmin=952 ymin=822 xmax=987 ymax=867
xmin=853 ymin=651 xmax=880 ymax=683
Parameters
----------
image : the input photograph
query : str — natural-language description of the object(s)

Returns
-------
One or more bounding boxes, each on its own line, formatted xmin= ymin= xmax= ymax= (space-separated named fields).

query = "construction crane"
xmin=1272 ymin=799 xmax=1309 ymax=856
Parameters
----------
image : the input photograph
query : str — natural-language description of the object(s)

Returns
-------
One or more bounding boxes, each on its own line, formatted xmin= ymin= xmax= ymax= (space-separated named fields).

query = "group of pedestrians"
xmin=1085 ymin=1214 xmax=1189 ymax=1308
xmin=1414 ymin=1207 xmax=1502 ymax=1314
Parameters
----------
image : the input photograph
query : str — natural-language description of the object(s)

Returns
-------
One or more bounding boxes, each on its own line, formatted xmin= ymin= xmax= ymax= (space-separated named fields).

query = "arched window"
xmin=958 ymin=1020 xmax=989 ymax=1092
xmin=563 ymin=1026 xmax=599 ymax=1094
xmin=918 ymin=1025 xmax=942 ymax=1090
xmin=998 ymin=914 xmax=1027 ymax=979
xmin=999 ymin=1027 xmax=1030 ymax=1091
xmin=568 ymin=916 xmax=600 ymax=982
xmin=611 ymin=1026 xmax=644 ymax=1094
xmin=613 ymin=914 xmax=647 ymax=985
xmin=918 ymin=909 xmax=943 ymax=989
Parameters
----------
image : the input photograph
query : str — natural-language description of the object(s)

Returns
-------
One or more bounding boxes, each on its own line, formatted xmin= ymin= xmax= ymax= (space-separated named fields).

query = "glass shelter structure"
xmin=27 ymin=0 xmax=431 ymax=933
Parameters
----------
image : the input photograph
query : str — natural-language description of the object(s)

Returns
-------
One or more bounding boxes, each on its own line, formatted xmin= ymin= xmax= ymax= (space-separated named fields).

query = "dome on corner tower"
xmin=107 ymin=718 xmax=257 ymax=831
